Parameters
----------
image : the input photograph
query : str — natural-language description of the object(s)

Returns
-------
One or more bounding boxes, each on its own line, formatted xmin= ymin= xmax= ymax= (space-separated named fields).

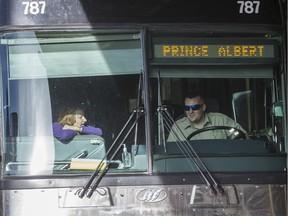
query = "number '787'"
xmin=237 ymin=1 xmax=260 ymax=14
xmin=22 ymin=1 xmax=46 ymax=15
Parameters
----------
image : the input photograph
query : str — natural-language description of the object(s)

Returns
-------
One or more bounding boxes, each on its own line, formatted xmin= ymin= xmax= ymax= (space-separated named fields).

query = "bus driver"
xmin=167 ymin=90 xmax=247 ymax=141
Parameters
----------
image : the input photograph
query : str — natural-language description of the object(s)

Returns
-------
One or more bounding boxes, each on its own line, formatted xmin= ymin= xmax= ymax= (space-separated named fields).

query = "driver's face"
xmin=185 ymin=96 xmax=206 ymax=124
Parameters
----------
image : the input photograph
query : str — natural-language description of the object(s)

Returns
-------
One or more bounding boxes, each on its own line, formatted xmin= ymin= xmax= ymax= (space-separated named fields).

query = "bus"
xmin=0 ymin=0 xmax=287 ymax=215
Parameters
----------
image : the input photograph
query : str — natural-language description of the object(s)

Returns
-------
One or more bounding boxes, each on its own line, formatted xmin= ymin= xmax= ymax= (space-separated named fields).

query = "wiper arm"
xmin=77 ymin=107 xmax=145 ymax=199
xmin=133 ymin=71 xmax=143 ymax=156
xmin=158 ymin=105 xmax=224 ymax=196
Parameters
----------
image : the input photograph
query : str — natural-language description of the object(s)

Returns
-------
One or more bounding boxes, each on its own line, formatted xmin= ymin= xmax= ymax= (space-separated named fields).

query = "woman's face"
xmin=73 ymin=114 xmax=87 ymax=127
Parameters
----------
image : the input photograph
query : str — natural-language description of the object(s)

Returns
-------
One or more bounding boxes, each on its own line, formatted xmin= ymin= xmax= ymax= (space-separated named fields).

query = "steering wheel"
xmin=186 ymin=126 xmax=246 ymax=140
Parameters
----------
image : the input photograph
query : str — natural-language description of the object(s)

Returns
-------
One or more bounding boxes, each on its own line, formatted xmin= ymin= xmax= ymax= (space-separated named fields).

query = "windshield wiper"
xmin=77 ymin=107 xmax=145 ymax=199
xmin=157 ymin=105 xmax=224 ymax=196
xmin=133 ymin=71 xmax=143 ymax=156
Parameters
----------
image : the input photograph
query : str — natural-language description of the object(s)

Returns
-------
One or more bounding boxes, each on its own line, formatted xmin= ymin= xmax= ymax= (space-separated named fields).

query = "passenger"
xmin=53 ymin=107 xmax=102 ymax=142
xmin=167 ymin=90 xmax=247 ymax=141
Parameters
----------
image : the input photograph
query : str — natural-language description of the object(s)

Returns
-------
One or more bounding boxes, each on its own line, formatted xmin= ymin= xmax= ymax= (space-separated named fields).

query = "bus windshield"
xmin=2 ymin=30 xmax=145 ymax=175
xmin=1 ymin=30 xmax=286 ymax=176
xmin=150 ymin=34 xmax=285 ymax=173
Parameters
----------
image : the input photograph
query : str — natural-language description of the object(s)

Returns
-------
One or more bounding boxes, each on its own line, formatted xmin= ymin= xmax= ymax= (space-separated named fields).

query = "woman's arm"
xmin=82 ymin=125 xmax=103 ymax=136
xmin=53 ymin=122 xmax=78 ymax=141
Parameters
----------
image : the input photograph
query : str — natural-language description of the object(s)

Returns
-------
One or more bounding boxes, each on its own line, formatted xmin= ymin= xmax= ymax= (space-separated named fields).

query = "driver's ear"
xmin=202 ymin=104 xmax=206 ymax=112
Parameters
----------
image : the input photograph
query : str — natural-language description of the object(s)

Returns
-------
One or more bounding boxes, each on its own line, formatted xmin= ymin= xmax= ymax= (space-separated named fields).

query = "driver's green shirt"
xmin=167 ymin=112 xmax=246 ymax=141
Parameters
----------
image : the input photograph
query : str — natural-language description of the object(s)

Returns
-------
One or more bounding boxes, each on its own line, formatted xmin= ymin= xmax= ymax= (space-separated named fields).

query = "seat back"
xmin=232 ymin=90 xmax=253 ymax=131
xmin=54 ymin=135 xmax=105 ymax=160
xmin=205 ymin=98 xmax=219 ymax=113
xmin=5 ymin=135 xmax=106 ymax=172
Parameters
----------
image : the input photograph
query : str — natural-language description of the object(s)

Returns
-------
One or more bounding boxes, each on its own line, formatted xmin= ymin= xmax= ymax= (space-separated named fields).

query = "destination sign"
xmin=154 ymin=44 xmax=274 ymax=58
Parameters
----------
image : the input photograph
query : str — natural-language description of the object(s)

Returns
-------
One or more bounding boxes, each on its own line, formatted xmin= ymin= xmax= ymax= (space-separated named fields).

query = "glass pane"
xmin=151 ymin=66 xmax=285 ymax=173
xmin=3 ymin=30 xmax=146 ymax=175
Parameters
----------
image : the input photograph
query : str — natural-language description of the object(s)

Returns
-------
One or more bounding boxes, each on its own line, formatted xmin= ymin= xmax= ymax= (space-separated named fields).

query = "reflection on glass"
xmin=3 ymin=30 xmax=145 ymax=175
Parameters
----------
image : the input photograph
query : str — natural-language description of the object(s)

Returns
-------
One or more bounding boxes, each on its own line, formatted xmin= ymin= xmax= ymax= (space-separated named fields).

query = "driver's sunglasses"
xmin=184 ymin=104 xmax=203 ymax=111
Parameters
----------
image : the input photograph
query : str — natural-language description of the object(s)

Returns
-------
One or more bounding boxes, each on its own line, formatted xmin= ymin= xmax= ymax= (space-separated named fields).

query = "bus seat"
xmin=170 ymin=104 xmax=184 ymax=119
xmin=232 ymin=90 xmax=253 ymax=131
xmin=54 ymin=135 xmax=106 ymax=161
xmin=54 ymin=135 xmax=106 ymax=170
xmin=5 ymin=135 xmax=106 ymax=172
xmin=205 ymin=98 xmax=219 ymax=113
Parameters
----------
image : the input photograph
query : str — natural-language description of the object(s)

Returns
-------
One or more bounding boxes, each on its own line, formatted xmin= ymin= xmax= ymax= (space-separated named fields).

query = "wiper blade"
xmin=77 ymin=107 xmax=145 ymax=199
xmin=133 ymin=71 xmax=143 ymax=156
xmin=158 ymin=105 xmax=224 ymax=196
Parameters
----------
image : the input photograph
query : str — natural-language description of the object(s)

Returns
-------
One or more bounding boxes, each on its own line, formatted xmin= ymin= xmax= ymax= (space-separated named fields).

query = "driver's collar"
xmin=185 ymin=113 xmax=210 ymax=129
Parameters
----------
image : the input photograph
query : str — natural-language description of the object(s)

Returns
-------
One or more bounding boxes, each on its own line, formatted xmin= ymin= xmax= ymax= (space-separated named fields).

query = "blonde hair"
xmin=59 ymin=114 xmax=76 ymax=126
xmin=57 ymin=107 xmax=85 ymax=125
